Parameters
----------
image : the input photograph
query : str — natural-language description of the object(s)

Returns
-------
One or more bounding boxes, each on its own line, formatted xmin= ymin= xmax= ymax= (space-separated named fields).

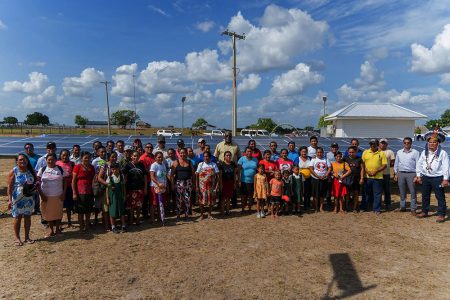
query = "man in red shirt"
xmin=139 ymin=143 xmax=155 ymax=220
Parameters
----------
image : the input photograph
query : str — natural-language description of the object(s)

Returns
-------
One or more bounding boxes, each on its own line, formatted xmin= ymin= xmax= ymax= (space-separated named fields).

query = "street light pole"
xmin=133 ymin=74 xmax=137 ymax=136
xmin=181 ymin=96 xmax=186 ymax=136
xmin=322 ymin=96 xmax=327 ymax=117
xmin=100 ymin=81 xmax=111 ymax=136
xmin=222 ymin=29 xmax=245 ymax=136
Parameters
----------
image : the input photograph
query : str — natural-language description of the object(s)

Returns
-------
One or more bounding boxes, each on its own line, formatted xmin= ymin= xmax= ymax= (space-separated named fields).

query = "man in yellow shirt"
xmin=361 ymin=139 xmax=387 ymax=214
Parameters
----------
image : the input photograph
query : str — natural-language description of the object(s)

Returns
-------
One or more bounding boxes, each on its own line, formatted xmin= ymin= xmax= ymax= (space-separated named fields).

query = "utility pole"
xmin=100 ymin=80 xmax=111 ymax=136
xmin=222 ymin=29 xmax=245 ymax=136
xmin=133 ymin=74 xmax=137 ymax=136
xmin=181 ymin=96 xmax=186 ymax=135
xmin=322 ymin=96 xmax=327 ymax=117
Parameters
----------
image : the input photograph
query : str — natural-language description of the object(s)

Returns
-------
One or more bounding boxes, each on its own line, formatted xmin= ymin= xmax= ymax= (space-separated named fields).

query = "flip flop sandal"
xmin=14 ymin=240 xmax=23 ymax=246
xmin=24 ymin=239 xmax=35 ymax=244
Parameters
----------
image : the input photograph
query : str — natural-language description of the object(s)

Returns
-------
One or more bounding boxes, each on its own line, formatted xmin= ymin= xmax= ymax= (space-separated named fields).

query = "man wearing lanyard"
xmin=415 ymin=130 xmax=449 ymax=223
xmin=393 ymin=137 xmax=420 ymax=215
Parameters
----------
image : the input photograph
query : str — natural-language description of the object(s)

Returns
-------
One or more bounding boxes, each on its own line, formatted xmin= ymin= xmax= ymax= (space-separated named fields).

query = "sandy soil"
xmin=1 ymin=157 xmax=450 ymax=299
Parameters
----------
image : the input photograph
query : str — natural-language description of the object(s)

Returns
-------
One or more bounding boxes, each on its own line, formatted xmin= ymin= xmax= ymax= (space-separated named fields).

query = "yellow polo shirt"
xmin=362 ymin=149 xmax=387 ymax=180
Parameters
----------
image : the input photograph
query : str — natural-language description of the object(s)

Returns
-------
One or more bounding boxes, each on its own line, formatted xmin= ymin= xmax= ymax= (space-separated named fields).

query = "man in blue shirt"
xmin=344 ymin=138 xmax=363 ymax=158
xmin=269 ymin=141 xmax=280 ymax=161
xmin=287 ymin=141 xmax=299 ymax=165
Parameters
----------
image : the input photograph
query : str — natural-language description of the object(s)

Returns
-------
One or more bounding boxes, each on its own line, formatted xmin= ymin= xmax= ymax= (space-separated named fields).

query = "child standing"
xmin=291 ymin=166 xmax=304 ymax=214
xmin=106 ymin=163 xmax=126 ymax=233
xmin=331 ymin=152 xmax=351 ymax=214
xmin=269 ymin=170 xmax=284 ymax=218
xmin=253 ymin=164 xmax=268 ymax=218
xmin=282 ymin=170 xmax=293 ymax=214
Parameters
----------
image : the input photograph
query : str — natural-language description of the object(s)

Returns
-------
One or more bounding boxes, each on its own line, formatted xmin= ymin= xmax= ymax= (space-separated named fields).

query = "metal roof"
xmin=325 ymin=102 xmax=427 ymax=121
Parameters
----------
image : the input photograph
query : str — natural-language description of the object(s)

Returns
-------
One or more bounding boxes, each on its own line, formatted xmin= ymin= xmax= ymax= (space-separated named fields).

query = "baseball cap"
xmin=369 ymin=139 xmax=379 ymax=145
xmin=331 ymin=142 xmax=339 ymax=148
xmin=198 ymin=138 xmax=205 ymax=143
xmin=157 ymin=135 xmax=166 ymax=142
xmin=177 ymin=139 xmax=185 ymax=145
xmin=124 ymin=145 xmax=133 ymax=151
xmin=380 ymin=138 xmax=388 ymax=144
xmin=46 ymin=141 xmax=56 ymax=148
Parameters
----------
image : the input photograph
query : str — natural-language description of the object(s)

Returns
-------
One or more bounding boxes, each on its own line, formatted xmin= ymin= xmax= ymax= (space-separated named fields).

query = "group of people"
xmin=7 ymin=130 xmax=449 ymax=246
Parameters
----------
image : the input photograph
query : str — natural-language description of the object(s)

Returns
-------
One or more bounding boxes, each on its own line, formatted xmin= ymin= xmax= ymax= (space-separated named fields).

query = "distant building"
xmin=324 ymin=103 xmax=427 ymax=138
xmin=85 ymin=121 xmax=108 ymax=128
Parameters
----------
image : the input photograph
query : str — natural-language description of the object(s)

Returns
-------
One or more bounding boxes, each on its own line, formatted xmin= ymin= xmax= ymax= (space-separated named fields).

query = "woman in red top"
xmin=72 ymin=151 xmax=95 ymax=232
xmin=56 ymin=149 xmax=74 ymax=227
xmin=259 ymin=150 xmax=278 ymax=214
xmin=277 ymin=149 xmax=294 ymax=174
xmin=248 ymin=139 xmax=262 ymax=162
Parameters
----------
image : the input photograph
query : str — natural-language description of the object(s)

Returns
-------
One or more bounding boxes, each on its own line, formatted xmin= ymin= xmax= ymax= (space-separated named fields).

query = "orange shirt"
xmin=269 ymin=178 xmax=284 ymax=196
xmin=331 ymin=161 xmax=351 ymax=178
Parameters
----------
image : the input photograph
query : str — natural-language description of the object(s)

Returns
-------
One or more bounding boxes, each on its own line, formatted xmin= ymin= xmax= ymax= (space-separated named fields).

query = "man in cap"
xmin=35 ymin=141 xmax=57 ymax=171
xmin=194 ymin=138 xmax=206 ymax=156
xmin=379 ymin=138 xmax=395 ymax=210
xmin=361 ymin=139 xmax=387 ymax=214
xmin=176 ymin=139 xmax=185 ymax=159
xmin=415 ymin=129 xmax=449 ymax=223
xmin=393 ymin=137 xmax=420 ymax=215
xmin=214 ymin=131 xmax=241 ymax=163
xmin=326 ymin=142 xmax=339 ymax=163
xmin=153 ymin=135 xmax=168 ymax=158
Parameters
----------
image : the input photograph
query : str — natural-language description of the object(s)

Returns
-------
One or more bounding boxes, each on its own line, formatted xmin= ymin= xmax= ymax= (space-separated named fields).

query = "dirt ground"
xmin=1 ymin=157 xmax=450 ymax=299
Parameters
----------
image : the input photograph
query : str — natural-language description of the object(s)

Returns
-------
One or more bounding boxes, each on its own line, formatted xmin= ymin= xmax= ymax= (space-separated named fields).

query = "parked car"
xmin=203 ymin=129 xmax=225 ymax=136
xmin=240 ymin=129 xmax=270 ymax=137
xmin=156 ymin=129 xmax=181 ymax=137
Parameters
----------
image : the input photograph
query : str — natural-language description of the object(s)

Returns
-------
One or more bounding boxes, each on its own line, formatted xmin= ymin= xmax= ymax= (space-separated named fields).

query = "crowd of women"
xmin=7 ymin=130 xmax=449 ymax=246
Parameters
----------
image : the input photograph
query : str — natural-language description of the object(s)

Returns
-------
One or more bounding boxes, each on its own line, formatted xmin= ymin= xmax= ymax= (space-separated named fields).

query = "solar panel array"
xmin=0 ymin=134 xmax=446 ymax=157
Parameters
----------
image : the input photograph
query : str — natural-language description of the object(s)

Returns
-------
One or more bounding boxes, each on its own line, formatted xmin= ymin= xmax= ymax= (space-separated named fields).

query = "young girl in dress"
xmin=269 ymin=170 xmax=283 ymax=218
xmin=253 ymin=164 xmax=268 ymax=218
xmin=291 ymin=166 xmax=304 ymax=214
xmin=106 ymin=163 xmax=126 ymax=233
xmin=331 ymin=151 xmax=351 ymax=214
xmin=282 ymin=169 xmax=293 ymax=214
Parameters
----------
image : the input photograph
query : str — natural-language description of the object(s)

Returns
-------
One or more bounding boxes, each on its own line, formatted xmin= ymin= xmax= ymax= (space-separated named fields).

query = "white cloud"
xmin=238 ymin=73 xmax=261 ymax=91
xmin=138 ymin=61 xmax=188 ymax=95
xmin=440 ymin=73 xmax=450 ymax=84
xmin=62 ymin=67 xmax=105 ymax=98
xmin=21 ymin=86 xmax=60 ymax=109
xmin=219 ymin=5 xmax=328 ymax=72
xmin=270 ymin=63 xmax=323 ymax=96
xmin=196 ymin=21 xmax=215 ymax=32
xmin=29 ymin=61 xmax=46 ymax=67
xmin=148 ymin=5 xmax=170 ymax=17
xmin=3 ymin=72 xmax=49 ymax=93
xmin=111 ymin=63 xmax=138 ymax=97
xmin=354 ymin=60 xmax=385 ymax=91
xmin=185 ymin=49 xmax=229 ymax=82
xmin=0 ymin=20 xmax=7 ymax=30
xmin=411 ymin=24 xmax=450 ymax=74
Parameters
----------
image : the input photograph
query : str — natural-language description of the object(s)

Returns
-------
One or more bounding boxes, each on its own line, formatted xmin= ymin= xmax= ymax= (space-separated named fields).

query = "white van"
xmin=240 ymin=129 xmax=270 ymax=137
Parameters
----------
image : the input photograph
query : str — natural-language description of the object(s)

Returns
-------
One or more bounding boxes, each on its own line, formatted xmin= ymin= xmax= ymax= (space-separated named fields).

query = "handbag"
xmin=341 ymin=162 xmax=353 ymax=187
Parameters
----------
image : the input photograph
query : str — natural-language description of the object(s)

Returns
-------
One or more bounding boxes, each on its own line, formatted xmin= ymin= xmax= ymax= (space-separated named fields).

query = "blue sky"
xmin=1 ymin=0 xmax=450 ymax=129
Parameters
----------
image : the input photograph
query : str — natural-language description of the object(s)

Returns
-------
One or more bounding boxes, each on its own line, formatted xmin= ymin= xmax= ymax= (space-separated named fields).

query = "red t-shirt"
xmin=277 ymin=158 xmax=294 ymax=173
xmin=252 ymin=148 xmax=262 ymax=162
xmin=56 ymin=160 xmax=73 ymax=186
xmin=139 ymin=153 xmax=154 ymax=183
xmin=73 ymin=164 xmax=95 ymax=195
xmin=259 ymin=159 xmax=278 ymax=181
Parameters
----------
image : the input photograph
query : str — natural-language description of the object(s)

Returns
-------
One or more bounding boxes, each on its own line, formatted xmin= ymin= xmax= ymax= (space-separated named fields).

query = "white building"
xmin=324 ymin=103 xmax=427 ymax=138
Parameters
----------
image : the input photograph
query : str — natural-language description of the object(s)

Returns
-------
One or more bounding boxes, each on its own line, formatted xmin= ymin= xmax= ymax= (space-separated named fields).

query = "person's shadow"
xmin=322 ymin=253 xmax=376 ymax=299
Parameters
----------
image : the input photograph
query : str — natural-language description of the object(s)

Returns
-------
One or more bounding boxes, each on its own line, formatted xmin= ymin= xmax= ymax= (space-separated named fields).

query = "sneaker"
xmin=112 ymin=227 xmax=120 ymax=234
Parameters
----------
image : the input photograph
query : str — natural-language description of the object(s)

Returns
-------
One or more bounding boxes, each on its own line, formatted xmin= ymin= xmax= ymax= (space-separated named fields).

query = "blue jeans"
xmin=421 ymin=176 xmax=446 ymax=217
xmin=382 ymin=175 xmax=391 ymax=207
xmin=362 ymin=178 xmax=383 ymax=212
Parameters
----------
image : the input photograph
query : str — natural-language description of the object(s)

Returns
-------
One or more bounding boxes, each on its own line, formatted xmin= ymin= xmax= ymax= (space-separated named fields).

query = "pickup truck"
xmin=156 ymin=129 xmax=182 ymax=137
xmin=203 ymin=130 xmax=225 ymax=136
